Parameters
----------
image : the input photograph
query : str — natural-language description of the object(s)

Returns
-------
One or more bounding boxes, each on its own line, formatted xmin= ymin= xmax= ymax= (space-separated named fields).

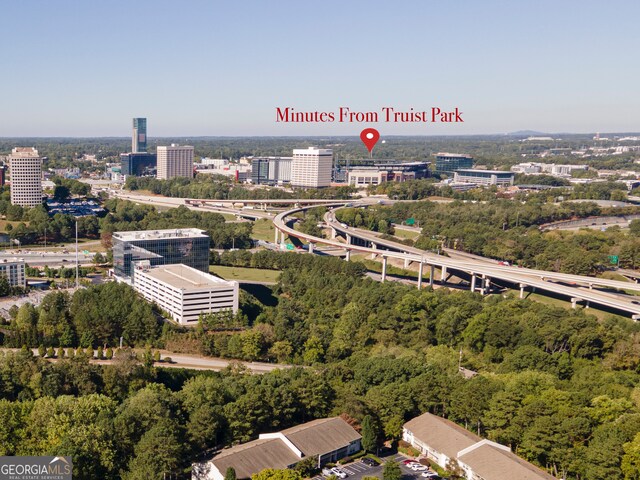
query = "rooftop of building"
xmin=211 ymin=438 xmax=300 ymax=480
xmin=293 ymin=147 xmax=333 ymax=155
xmin=435 ymin=152 xmax=473 ymax=158
xmin=113 ymin=228 xmax=207 ymax=242
xmin=404 ymin=412 xmax=481 ymax=459
xmin=279 ymin=417 xmax=362 ymax=457
xmin=456 ymin=169 xmax=514 ymax=175
xmin=459 ymin=442 xmax=557 ymax=480
xmin=10 ymin=147 xmax=40 ymax=157
xmin=135 ymin=263 xmax=236 ymax=290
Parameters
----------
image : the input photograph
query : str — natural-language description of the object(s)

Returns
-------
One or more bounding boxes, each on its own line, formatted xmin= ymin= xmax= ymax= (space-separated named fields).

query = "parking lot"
xmin=311 ymin=453 xmax=437 ymax=480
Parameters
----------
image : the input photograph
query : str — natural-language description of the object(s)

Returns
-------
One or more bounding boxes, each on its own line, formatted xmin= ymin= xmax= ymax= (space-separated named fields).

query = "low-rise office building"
xmin=112 ymin=228 xmax=210 ymax=281
xmin=193 ymin=417 xmax=362 ymax=480
xmin=453 ymin=169 xmax=514 ymax=186
xmin=403 ymin=413 xmax=557 ymax=480
xmin=0 ymin=258 xmax=26 ymax=288
xmin=132 ymin=262 xmax=238 ymax=325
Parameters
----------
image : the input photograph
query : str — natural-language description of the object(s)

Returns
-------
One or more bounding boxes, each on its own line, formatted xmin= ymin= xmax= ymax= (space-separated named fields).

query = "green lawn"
xmin=209 ymin=265 xmax=280 ymax=283
xmin=251 ymin=219 xmax=275 ymax=241
xmin=393 ymin=228 xmax=420 ymax=240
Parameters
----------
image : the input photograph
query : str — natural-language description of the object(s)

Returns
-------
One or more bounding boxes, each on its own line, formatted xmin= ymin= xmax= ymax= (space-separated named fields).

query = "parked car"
xmin=331 ymin=467 xmax=348 ymax=479
xmin=322 ymin=468 xmax=333 ymax=477
xmin=402 ymin=460 xmax=415 ymax=465
xmin=361 ymin=458 xmax=378 ymax=466
xmin=421 ymin=472 xmax=439 ymax=478
xmin=410 ymin=464 xmax=428 ymax=471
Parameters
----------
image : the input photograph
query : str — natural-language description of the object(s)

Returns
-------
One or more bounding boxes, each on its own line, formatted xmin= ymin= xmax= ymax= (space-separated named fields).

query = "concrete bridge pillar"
xmin=308 ymin=243 xmax=314 ymax=254
xmin=274 ymin=229 xmax=280 ymax=244
xmin=345 ymin=249 xmax=351 ymax=262
xmin=429 ymin=265 xmax=435 ymax=287
xmin=470 ymin=273 xmax=476 ymax=292
xmin=519 ymin=284 xmax=526 ymax=299
xmin=346 ymin=234 xmax=352 ymax=245
xmin=404 ymin=258 xmax=411 ymax=269
xmin=482 ymin=275 xmax=489 ymax=295
xmin=571 ymin=297 xmax=579 ymax=309
xmin=441 ymin=266 xmax=448 ymax=283
xmin=382 ymin=256 xmax=388 ymax=282
xmin=418 ymin=262 xmax=424 ymax=289
xmin=330 ymin=227 xmax=337 ymax=239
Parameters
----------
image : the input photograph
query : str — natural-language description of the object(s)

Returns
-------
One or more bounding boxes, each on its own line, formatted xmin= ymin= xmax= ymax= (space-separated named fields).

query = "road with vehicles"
xmin=112 ymin=190 xmax=640 ymax=318
xmin=0 ymin=251 xmax=94 ymax=266
xmin=272 ymin=202 xmax=640 ymax=318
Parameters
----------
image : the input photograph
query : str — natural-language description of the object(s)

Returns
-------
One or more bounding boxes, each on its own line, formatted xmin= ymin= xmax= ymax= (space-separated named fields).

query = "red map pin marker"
xmin=360 ymin=128 xmax=380 ymax=156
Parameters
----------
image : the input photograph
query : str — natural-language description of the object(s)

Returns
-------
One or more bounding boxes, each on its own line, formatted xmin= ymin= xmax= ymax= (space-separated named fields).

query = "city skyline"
xmin=2 ymin=0 xmax=640 ymax=136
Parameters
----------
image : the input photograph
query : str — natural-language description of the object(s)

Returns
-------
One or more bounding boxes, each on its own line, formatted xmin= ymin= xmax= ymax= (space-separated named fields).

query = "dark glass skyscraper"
xmin=132 ymin=118 xmax=147 ymax=153
xmin=112 ymin=228 xmax=210 ymax=280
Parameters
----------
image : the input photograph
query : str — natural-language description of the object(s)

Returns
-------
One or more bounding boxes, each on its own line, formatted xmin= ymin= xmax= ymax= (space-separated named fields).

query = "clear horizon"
xmin=2 ymin=0 xmax=639 ymax=136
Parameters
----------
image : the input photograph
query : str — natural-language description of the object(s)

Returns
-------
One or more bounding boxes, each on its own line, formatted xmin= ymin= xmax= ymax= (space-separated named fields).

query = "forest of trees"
xmin=2 ymin=253 xmax=640 ymax=478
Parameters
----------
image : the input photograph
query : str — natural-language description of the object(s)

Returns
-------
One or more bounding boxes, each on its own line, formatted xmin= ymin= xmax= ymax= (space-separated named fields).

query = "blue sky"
xmin=2 ymin=0 xmax=639 ymax=136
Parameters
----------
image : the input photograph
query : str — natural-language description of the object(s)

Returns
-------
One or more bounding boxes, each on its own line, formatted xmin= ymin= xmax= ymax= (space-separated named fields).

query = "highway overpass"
xmin=273 ymin=203 xmax=640 ymax=319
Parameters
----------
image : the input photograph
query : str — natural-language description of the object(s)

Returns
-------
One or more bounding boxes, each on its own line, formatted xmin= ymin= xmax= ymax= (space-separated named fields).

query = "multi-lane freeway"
xmin=273 ymin=202 xmax=640 ymax=318
xmin=112 ymin=190 xmax=640 ymax=318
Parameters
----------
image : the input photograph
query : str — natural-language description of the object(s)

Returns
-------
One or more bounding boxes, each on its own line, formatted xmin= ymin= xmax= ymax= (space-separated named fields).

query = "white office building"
xmin=453 ymin=169 xmax=515 ymax=186
xmin=8 ymin=147 xmax=42 ymax=207
xmin=157 ymin=144 xmax=194 ymax=180
xmin=132 ymin=262 xmax=239 ymax=325
xmin=0 ymin=258 xmax=26 ymax=287
xmin=290 ymin=147 xmax=333 ymax=188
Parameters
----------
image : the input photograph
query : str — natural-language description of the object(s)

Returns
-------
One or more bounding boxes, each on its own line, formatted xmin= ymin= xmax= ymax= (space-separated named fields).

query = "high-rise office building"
xmin=434 ymin=153 xmax=474 ymax=176
xmin=290 ymin=147 xmax=333 ymax=188
xmin=132 ymin=118 xmax=147 ymax=153
xmin=250 ymin=157 xmax=292 ymax=185
xmin=120 ymin=152 xmax=157 ymax=176
xmin=8 ymin=147 xmax=43 ymax=207
xmin=157 ymin=144 xmax=194 ymax=179
xmin=112 ymin=228 xmax=210 ymax=280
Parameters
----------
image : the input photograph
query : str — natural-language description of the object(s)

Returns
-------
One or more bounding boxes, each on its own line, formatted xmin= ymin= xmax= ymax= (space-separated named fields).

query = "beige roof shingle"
xmin=403 ymin=412 xmax=481 ymax=459
xmin=212 ymin=438 xmax=300 ymax=480
xmin=281 ymin=417 xmax=362 ymax=456
xmin=459 ymin=443 xmax=557 ymax=480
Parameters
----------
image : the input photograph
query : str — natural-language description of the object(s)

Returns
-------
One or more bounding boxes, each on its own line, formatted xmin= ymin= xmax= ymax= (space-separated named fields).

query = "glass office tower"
xmin=112 ymin=228 xmax=210 ymax=279
xmin=132 ymin=118 xmax=147 ymax=153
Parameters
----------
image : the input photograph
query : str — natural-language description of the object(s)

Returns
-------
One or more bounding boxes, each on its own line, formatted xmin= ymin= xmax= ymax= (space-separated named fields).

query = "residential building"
xmin=290 ymin=147 xmax=333 ymax=188
xmin=193 ymin=417 xmax=362 ymax=480
xmin=453 ymin=169 xmax=514 ymax=186
xmin=157 ymin=144 xmax=194 ymax=180
xmin=434 ymin=153 xmax=473 ymax=176
xmin=120 ymin=152 xmax=157 ymax=176
xmin=0 ymin=164 xmax=6 ymax=186
xmin=132 ymin=118 xmax=147 ymax=153
xmin=8 ymin=147 xmax=43 ymax=207
xmin=346 ymin=161 xmax=430 ymax=187
xmin=403 ymin=413 xmax=557 ymax=480
xmin=0 ymin=258 xmax=26 ymax=287
xmin=132 ymin=262 xmax=238 ymax=324
xmin=251 ymin=157 xmax=293 ymax=185
xmin=112 ymin=228 xmax=210 ymax=280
